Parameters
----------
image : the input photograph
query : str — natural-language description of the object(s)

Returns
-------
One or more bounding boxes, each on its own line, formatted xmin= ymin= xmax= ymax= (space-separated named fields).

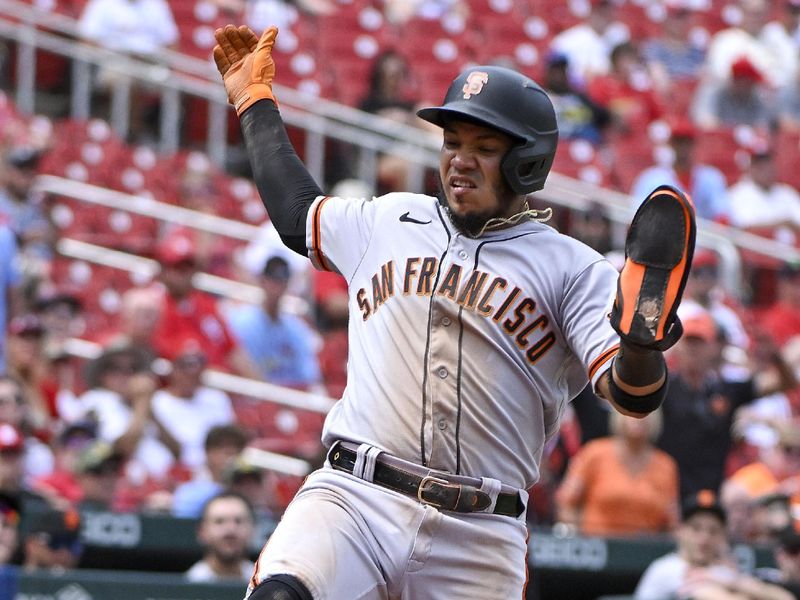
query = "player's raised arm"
xmin=213 ymin=25 xmax=322 ymax=256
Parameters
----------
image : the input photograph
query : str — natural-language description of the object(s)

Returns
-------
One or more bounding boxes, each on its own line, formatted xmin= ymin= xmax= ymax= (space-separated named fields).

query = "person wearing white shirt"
xmin=151 ymin=340 xmax=235 ymax=470
xmin=727 ymin=150 xmax=800 ymax=243
xmin=77 ymin=0 xmax=178 ymax=57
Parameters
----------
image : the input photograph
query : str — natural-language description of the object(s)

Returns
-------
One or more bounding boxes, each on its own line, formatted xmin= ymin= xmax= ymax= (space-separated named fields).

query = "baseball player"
xmin=213 ymin=25 xmax=696 ymax=600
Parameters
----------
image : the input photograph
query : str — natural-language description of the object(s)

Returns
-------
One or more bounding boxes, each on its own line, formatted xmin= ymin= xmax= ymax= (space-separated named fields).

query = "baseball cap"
xmin=681 ymin=311 xmax=717 ymax=342
xmin=74 ymin=440 xmax=124 ymax=475
xmin=33 ymin=286 xmax=82 ymax=314
xmin=262 ymin=255 xmax=291 ymax=281
xmin=222 ymin=456 xmax=263 ymax=485
xmin=0 ymin=424 xmax=24 ymax=453
xmin=731 ymin=57 xmax=763 ymax=82
xmin=4 ymin=146 xmax=43 ymax=169
xmin=57 ymin=419 xmax=98 ymax=447
xmin=682 ymin=489 xmax=727 ymax=524
xmin=162 ymin=334 xmax=207 ymax=364
xmin=25 ymin=509 xmax=82 ymax=553
xmin=545 ymin=50 xmax=569 ymax=68
xmin=669 ymin=118 xmax=697 ymax=141
xmin=156 ymin=234 xmax=196 ymax=266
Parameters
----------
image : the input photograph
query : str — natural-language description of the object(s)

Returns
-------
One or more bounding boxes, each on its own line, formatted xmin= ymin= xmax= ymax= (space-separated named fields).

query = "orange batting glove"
xmin=213 ymin=25 xmax=278 ymax=116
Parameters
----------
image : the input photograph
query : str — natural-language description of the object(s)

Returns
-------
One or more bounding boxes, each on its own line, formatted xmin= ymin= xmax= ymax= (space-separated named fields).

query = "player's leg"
xmin=248 ymin=574 xmax=313 ymax=600
xmin=246 ymin=473 xmax=393 ymax=600
xmin=400 ymin=511 xmax=529 ymax=599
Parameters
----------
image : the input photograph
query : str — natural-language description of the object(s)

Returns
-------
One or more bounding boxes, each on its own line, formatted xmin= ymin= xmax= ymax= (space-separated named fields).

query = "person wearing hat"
xmin=0 ymin=145 xmax=53 ymax=262
xmin=21 ymin=508 xmax=83 ymax=573
xmin=6 ymin=315 xmax=55 ymax=435
xmin=71 ymin=342 xmax=180 ymax=481
xmin=631 ymin=119 xmax=730 ymax=223
xmin=542 ymin=51 xmax=610 ymax=145
xmin=656 ymin=307 xmax=796 ymax=500
xmin=696 ymin=55 xmax=775 ymax=130
xmin=758 ymin=262 xmax=800 ymax=350
xmin=635 ymin=490 xmax=793 ymax=599
xmin=152 ymin=233 xmax=260 ymax=379
xmin=225 ymin=255 xmax=323 ymax=390
xmin=151 ymin=335 xmax=236 ymax=471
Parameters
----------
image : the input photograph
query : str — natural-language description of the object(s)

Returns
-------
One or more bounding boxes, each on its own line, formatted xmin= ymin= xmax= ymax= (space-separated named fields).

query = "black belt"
xmin=328 ymin=441 xmax=524 ymax=518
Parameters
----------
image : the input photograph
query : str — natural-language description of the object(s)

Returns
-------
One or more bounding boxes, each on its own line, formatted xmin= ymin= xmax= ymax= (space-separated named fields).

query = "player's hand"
xmin=213 ymin=24 xmax=278 ymax=116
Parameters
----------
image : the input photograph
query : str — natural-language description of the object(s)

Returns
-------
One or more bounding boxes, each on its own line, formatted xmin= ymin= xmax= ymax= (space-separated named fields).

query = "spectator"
xmin=222 ymin=457 xmax=276 ymax=518
xmin=382 ymin=0 xmax=467 ymax=25
xmin=72 ymin=441 xmax=125 ymax=511
xmin=185 ymin=491 xmax=255 ymax=583
xmin=76 ymin=0 xmax=179 ymax=142
xmin=358 ymin=51 xmax=424 ymax=194
xmin=725 ymin=421 xmax=800 ymax=515
xmin=0 ymin=423 xmax=48 ymax=511
xmin=681 ymin=251 xmax=750 ymax=351
xmin=172 ymin=424 xmax=248 ymax=519
xmin=555 ymin=409 xmax=679 ymax=537
xmin=727 ymin=149 xmax=800 ymax=241
xmin=6 ymin=316 xmax=54 ymax=433
xmin=152 ymin=233 xmax=260 ymax=379
xmin=69 ymin=343 xmax=179 ymax=481
xmin=0 ymin=374 xmax=54 ymax=486
xmin=641 ymin=6 xmax=705 ymax=91
xmin=0 ymin=219 xmax=21 ymax=375
xmin=0 ymin=493 xmax=18 ymax=566
xmin=569 ymin=202 xmax=614 ymax=256
xmin=542 ymin=52 xmax=610 ymax=146
xmin=94 ymin=286 xmax=162 ymax=355
xmin=631 ymin=120 xmax=730 ymax=223
xmin=31 ymin=420 xmax=98 ymax=510
xmin=703 ymin=0 xmax=786 ymax=88
xmin=759 ymin=262 xmax=800 ymax=348
xmin=755 ymin=521 xmax=800 ymax=597
xmin=588 ymin=42 xmax=663 ymax=138
xmin=0 ymin=146 xmax=53 ymax=267
xmin=21 ymin=509 xmax=83 ymax=574
xmin=151 ymin=337 xmax=235 ymax=471
xmin=32 ymin=284 xmax=84 ymax=347
xmin=697 ymin=56 xmax=776 ymax=130
xmin=226 ymin=256 xmax=322 ymax=390
xmin=549 ymin=0 xmax=628 ymax=88
xmin=657 ymin=308 xmax=796 ymax=498
xmin=634 ymin=490 xmax=793 ymax=600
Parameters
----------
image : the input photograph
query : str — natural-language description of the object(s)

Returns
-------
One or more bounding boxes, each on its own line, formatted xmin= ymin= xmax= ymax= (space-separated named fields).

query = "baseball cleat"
xmin=610 ymin=184 xmax=696 ymax=350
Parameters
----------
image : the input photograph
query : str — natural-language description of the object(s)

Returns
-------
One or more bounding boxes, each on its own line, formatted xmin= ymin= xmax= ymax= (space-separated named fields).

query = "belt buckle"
xmin=417 ymin=475 xmax=451 ymax=508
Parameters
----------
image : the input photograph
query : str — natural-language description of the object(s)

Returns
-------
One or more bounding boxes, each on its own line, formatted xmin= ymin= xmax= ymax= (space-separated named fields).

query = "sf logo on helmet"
xmin=462 ymin=72 xmax=489 ymax=99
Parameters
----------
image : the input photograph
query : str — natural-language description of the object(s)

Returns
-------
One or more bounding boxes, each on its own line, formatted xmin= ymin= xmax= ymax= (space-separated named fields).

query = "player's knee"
xmin=248 ymin=574 xmax=314 ymax=600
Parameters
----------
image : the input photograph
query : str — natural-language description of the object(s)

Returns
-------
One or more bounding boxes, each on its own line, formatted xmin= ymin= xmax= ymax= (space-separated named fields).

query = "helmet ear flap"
xmin=502 ymin=140 xmax=558 ymax=194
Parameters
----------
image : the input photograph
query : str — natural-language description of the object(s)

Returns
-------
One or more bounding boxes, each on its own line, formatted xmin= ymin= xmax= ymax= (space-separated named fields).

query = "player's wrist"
xmin=234 ymin=83 xmax=277 ymax=116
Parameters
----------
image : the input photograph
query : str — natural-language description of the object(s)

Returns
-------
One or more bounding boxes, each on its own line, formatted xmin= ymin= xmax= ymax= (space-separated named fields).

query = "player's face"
xmin=439 ymin=120 xmax=523 ymax=235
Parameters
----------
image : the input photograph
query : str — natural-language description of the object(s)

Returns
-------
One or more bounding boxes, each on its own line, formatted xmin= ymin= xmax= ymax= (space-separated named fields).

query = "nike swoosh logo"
xmin=399 ymin=212 xmax=431 ymax=225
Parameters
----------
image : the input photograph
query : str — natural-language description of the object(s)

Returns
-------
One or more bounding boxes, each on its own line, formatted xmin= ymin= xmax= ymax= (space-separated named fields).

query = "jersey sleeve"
xmin=305 ymin=195 xmax=379 ymax=280
xmin=560 ymin=259 xmax=620 ymax=390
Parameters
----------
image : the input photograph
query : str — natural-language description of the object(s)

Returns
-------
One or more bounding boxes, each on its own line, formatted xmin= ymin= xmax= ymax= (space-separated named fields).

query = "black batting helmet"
xmin=417 ymin=66 xmax=559 ymax=194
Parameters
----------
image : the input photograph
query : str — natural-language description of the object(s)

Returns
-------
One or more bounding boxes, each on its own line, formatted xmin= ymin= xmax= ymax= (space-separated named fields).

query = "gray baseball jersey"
xmin=306 ymin=191 xmax=620 ymax=490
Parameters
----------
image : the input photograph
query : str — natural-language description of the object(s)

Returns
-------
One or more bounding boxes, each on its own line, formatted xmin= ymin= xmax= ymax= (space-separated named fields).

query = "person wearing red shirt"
xmin=760 ymin=262 xmax=800 ymax=349
xmin=152 ymin=233 xmax=259 ymax=378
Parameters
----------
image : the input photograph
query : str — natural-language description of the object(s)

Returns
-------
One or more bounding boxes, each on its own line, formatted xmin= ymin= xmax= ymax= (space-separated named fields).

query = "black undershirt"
xmin=240 ymin=100 xmax=323 ymax=255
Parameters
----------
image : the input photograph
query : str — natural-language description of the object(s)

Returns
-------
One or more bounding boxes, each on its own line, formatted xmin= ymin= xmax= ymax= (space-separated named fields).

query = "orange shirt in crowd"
xmin=556 ymin=438 xmax=680 ymax=537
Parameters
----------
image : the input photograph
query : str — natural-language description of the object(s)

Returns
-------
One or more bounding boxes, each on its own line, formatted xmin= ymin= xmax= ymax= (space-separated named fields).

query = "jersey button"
xmin=437 ymin=419 xmax=447 ymax=430
xmin=441 ymin=317 xmax=452 ymax=327
xmin=437 ymin=367 xmax=448 ymax=379
xmin=458 ymin=250 xmax=468 ymax=260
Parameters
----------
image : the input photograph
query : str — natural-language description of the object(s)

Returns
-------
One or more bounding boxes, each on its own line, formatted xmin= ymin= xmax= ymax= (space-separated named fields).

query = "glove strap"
xmin=235 ymin=84 xmax=278 ymax=116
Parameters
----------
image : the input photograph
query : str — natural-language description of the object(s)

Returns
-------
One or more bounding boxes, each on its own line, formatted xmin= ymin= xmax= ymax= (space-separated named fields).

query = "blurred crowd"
xmin=0 ymin=0 xmax=798 ymax=593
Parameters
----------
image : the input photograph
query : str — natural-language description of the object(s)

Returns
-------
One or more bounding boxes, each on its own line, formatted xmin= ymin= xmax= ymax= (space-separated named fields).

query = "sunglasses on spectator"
xmin=174 ymin=355 xmax=206 ymax=369
xmin=780 ymin=445 xmax=800 ymax=457
xmin=0 ymin=394 xmax=22 ymax=405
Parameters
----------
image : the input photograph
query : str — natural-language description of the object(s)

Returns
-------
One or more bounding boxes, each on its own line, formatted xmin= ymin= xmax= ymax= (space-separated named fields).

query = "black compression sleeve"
xmin=239 ymin=100 xmax=324 ymax=255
